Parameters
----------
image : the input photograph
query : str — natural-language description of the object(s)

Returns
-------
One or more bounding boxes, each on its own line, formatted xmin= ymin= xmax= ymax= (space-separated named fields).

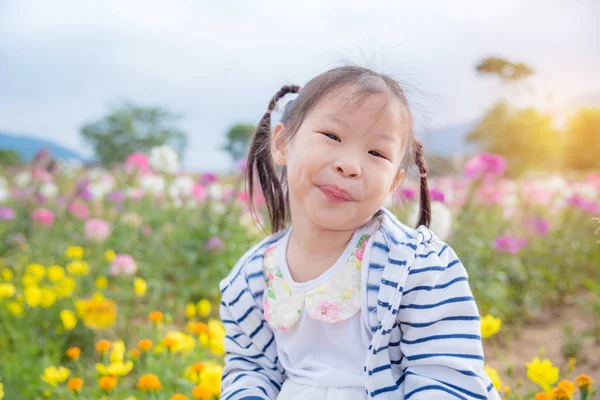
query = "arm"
xmin=398 ymin=242 xmax=500 ymax=400
xmin=220 ymin=296 xmax=285 ymax=400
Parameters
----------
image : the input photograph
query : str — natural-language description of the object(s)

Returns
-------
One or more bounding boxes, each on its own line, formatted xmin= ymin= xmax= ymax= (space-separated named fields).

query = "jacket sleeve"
xmin=398 ymin=241 xmax=501 ymax=400
xmin=219 ymin=290 xmax=285 ymax=400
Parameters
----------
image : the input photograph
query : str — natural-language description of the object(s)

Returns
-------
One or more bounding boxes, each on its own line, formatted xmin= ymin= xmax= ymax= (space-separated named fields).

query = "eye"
xmin=369 ymin=150 xmax=387 ymax=159
xmin=321 ymin=132 xmax=340 ymax=142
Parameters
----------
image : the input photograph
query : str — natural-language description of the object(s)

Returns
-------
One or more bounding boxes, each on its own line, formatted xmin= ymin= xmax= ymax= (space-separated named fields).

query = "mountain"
xmin=419 ymin=121 xmax=481 ymax=157
xmin=0 ymin=132 xmax=88 ymax=162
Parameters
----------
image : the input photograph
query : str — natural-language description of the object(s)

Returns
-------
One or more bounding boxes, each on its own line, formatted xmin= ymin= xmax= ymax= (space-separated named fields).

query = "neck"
xmin=287 ymin=214 xmax=355 ymax=257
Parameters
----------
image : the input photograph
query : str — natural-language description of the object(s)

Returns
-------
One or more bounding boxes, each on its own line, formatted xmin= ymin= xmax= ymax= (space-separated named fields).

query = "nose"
xmin=334 ymin=156 xmax=361 ymax=178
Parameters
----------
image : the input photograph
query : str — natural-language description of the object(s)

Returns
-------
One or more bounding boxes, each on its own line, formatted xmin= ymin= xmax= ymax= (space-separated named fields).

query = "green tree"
xmin=222 ymin=124 xmax=256 ymax=161
xmin=563 ymin=108 xmax=600 ymax=171
xmin=475 ymin=57 xmax=534 ymax=84
xmin=0 ymin=149 xmax=22 ymax=166
xmin=80 ymin=103 xmax=187 ymax=167
xmin=467 ymin=101 xmax=561 ymax=176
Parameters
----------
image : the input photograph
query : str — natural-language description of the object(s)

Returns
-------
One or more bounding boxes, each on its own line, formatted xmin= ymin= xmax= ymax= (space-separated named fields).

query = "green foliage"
xmin=563 ymin=108 xmax=600 ymax=171
xmin=466 ymin=101 xmax=561 ymax=176
xmin=0 ymin=149 xmax=22 ymax=166
xmin=80 ymin=103 xmax=187 ymax=167
xmin=222 ymin=124 xmax=256 ymax=161
xmin=476 ymin=57 xmax=534 ymax=83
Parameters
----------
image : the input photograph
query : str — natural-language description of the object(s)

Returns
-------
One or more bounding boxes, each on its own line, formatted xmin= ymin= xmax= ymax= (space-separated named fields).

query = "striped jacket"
xmin=219 ymin=208 xmax=501 ymax=400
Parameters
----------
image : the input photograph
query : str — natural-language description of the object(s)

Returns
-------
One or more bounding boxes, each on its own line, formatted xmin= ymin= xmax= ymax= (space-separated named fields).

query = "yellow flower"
xmin=480 ymin=314 xmax=502 ymax=338
xmin=526 ymin=357 xmax=559 ymax=392
xmin=41 ymin=366 xmax=70 ymax=387
xmin=60 ymin=310 xmax=77 ymax=330
xmin=96 ymin=276 xmax=108 ymax=290
xmin=137 ymin=374 xmax=161 ymax=391
xmin=47 ymin=265 xmax=65 ymax=282
xmin=110 ymin=340 xmax=126 ymax=362
xmin=199 ymin=333 xmax=209 ymax=347
xmin=98 ymin=375 xmax=118 ymax=392
xmin=22 ymin=273 xmax=39 ymax=287
xmin=67 ymin=377 xmax=83 ymax=392
xmin=105 ymin=249 xmax=116 ymax=262
xmin=65 ymin=246 xmax=84 ymax=259
xmin=25 ymin=286 xmax=42 ymax=307
xmin=124 ymin=397 xmax=136 ymax=400
xmin=170 ymin=395 xmax=189 ymax=400
xmin=129 ymin=349 xmax=140 ymax=359
xmin=484 ymin=365 xmax=502 ymax=390
xmin=96 ymin=360 xmax=134 ymax=376
xmin=197 ymin=299 xmax=212 ymax=318
xmin=199 ymin=363 xmax=223 ymax=396
xmin=186 ymin=302 xmax=196 ymax=319
xmin=162 ymin=331 xmax=196 ymax=354
xmin=0 ymin=283 xmax=16 ymax=300
xmin=0 ymin=377 xmax=4 ymax=400
xmin=66 ymin=260 xmax=89 ymax=276
xmin=503 ymin=386 xmax=510 ymax=395
xmin=183 ymin=362 xmax=206 ymax=384
xmin=575 ymin=374 xmax=593 ymax=390
xmin=54 ymin=276 xmax=76 ymax=298
xmin=134 ymin=278 xmax=147 ymax=297
xmin=192 ymin=385 xmax=213 ymax=400
xmin=26 ymin=263 xmax=46 ymax=280
xmin=7 ymin=301 xmax=24 ymax=316
xmin=40 ymin=286 xmax=56 ymax=308
xmin=567 ymin=357 xmax=576 ymax=372
xmin=75 ymin=293 xmax=117 ymax=329
xmin=1 ymin=268 xmax=13 ymax=281
xmin=66 ymin=347 xmax=81 ymax=360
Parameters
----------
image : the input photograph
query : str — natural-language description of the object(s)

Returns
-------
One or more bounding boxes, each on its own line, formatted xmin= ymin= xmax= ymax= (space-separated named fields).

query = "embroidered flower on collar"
xmin=263 ymin=234 xmax=371 ymax=330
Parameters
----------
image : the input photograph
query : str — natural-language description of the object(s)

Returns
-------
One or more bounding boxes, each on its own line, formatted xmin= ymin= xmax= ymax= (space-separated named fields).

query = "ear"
xmin=271 ymin=123 xmax=288 ymax=167
xmin=389 ymin=169 xmax=405 ymax=193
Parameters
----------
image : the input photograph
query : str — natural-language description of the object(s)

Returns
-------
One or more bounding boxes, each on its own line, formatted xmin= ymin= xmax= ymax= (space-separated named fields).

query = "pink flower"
xmin=31 ymin=208 xmax=54 ymax=227
xmin=140 ymin=225 xmax=152 ymax=235
xmin=318 ymin=301 xmax=340 ymax=322
xmin=69 ymin=201 xmax=90 ymax=220
xmin=0 ymin=207 xmax=15 ymax=220
xmin=125 ymin=152 xmax=150 ymax=174
xmin=32 ymin=167 xmax=53 ymax=183
xmin=192 ymin=183 xmax=206 ymax=201
xmin=398 ymin=188 xmax=416 ymax=202
xmin=587 ymin=172 xmax=600 ymax=189
xmin=85 ymin=219 xmax=112 ymax=243
xmin=494 ymin=235 xmax=528 ymax=254
xmin=205 ymin=236 xmax=224 ymax=250
xmin=355 ymin=248 xmax=364 ymax=260
xmin=429 ymin=188 xmax=445 ymax=203
xmin=527 ymin=217 xmax=550 ymax=236
xmin=110 ymin=254 xmax=137 ymax=276
xmin=464 ymin=152 xmax=506 ymax=180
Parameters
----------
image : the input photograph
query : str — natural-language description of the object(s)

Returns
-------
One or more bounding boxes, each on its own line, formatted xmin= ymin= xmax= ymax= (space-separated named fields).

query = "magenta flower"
xmin=0 ymin=207 xmax=15 ymax=220
xmin=398 ymin=188 xmax=416 ymax=202
xmin=429 ymin=188 xmax=445 ymax=203
xmin=464 ymin=152 xmax=506 ymax=180
xmin=527 ymin=217 xmax=550 ymax=236
xmin=199 ymin=173 xmax=218 ymax=186
xmin=494 ymin=235 xmax=528 ymax=254
xmin=109 ymin=254 xmax=138 ymax=276
xmin=205 ymin=236 xmax=224 ymax=250
xmin=85 ymin=219 xmax=112 ymax=243
xmin=193 ymin=183 xmax=207 ymax=201
xmin=31 ymin=208 xmax=54 ymax=227
xmin=69 ymin=201 xmax=90 ymax=220
xmin=125 ymin=152 xmax=150 ymax=174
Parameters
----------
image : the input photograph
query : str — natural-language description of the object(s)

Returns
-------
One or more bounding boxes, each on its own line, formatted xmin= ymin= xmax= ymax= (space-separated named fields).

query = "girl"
xmin=219 ymin=66 xmax=501 ymax=400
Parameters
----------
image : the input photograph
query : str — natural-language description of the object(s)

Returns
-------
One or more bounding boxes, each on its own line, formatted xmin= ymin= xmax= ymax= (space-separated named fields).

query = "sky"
xmin=1 ymin=0 xmax=599 ymax=172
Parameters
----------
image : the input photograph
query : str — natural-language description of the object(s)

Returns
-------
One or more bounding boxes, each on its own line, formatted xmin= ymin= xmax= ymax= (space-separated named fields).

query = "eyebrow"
xmin=323 ymin=113 xmax=349 ymax=127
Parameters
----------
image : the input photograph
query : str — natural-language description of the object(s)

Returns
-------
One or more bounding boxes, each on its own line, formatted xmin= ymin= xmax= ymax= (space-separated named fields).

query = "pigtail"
xmin=413 ymin=139 xmax=431 ymax=228
xmin=246 ymin=85 xmax=302 ymax=233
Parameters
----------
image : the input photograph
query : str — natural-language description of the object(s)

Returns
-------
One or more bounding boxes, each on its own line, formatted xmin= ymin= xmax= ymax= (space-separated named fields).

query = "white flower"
xmin=89 ymin=178 xmax=114 ymax=200
xmin=14 ymin=171 xmax=31 ymax=187
xmin=0 ymin=186 xmax=8 ymax=203
xmin=149 ymin=145 xmax=179 ymax=175
xmin=140 ymin=174 xmax=165 ymax=196
xmin=168 ymin=176 xmax=194 ymax=199
xmin=407 ymin=201 xmax=453 ymax=241
xmin=207 ymin=183 xmax=224 ymax=200
xmin=87 ymin=167 xmax=106 ymax=181
xmin=211 ymin=202 xmax=226 ymax=215
xmin=59 ymin=160 xmax=83 ymax=177
xmin=39 ymin=182 xmax=58 ymax=198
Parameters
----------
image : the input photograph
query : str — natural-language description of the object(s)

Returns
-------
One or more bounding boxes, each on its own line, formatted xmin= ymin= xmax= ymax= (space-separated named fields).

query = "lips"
xmin=319 ymin=185 xmax=353 ymax=203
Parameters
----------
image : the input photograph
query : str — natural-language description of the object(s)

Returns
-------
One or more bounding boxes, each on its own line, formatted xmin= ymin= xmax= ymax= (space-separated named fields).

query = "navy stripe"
xmin=252 ymin=290 xmax=263 ymax=298
xmin=487 ymin=383 xmax=494 ymax=392
xmin=371 ymin=263 xmax=385 ymax=270
xmin=405 ymin=385 xmax=467 ymax=400
xmin=381 ymin=279 xmax=398 ymax=288
xmin=261 ymin=334 xmax=275 ymax=353
xmin=405 ymin=353 xmax=484 ymax=361
xmin=400 ymin=296 xmax=474 ymax=310
xmin=405 ymin=371 xmax=487 ymax=400
xmin=399 ymin=315 xmax=480 ymax=328
xmin=401 ymin=333 xmax=481 ymax=345
xmin=380 ymin=208 xmax=415 ymax=239
xmin=367 ymin=284 xmax=380 ymax=292
xmin=236 ymin=306 xmax=256 ymax=324
xmin=370 ymin=372 xmax=406 ymax=396
xmin=416 ymin=250 xmax=436 ymax=258
xmin=227 ymin=288 xmax=248 ymax=307
xmin=438 ymin=244 xmax=449 ymax=256
xmin=372 ymin=242 xmax=389 ymax=252
xmin=247 ymin=271 xmax=263 ymax=281
xmin=388 ymin=258 xmax=407 ymax=266
xmin=368 ymin=364 xmax=391 ymax=375
xmin=249 ymin=320 xmax=265 ymax=339
xmin=225 ymin=335 xmax=252 ymax=349
xmin=403 ymin=277 xmax=468 ymax=296
xmin=409 ymin=266 xmax=446 ymax=275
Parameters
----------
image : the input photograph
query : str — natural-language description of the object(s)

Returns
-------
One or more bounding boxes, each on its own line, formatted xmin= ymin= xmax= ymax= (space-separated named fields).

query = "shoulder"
xmin=218 ymin=228 xmax=289 ymax=295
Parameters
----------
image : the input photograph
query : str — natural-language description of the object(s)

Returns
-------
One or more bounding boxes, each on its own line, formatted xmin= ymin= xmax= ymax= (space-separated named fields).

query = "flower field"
xmin=0 ymin=147 xmax=598 ymax=399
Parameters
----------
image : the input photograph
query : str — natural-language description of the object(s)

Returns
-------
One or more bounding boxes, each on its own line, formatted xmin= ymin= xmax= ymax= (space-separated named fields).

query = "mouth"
xmin=319 ymin=185 xmax=353 ymax=203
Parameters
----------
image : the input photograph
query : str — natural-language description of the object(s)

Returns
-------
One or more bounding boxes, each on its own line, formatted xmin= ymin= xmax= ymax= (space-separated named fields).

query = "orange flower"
xmin=67 ymin=377 xmax=83 ymax=392
xmin=162 ymin=336 xmax=178 ymax=352
xmin=534 ymin=393 xmax=552 ymax=400
xmin=138 ymin=339 xmax=153 ymax=352
xmin=95 ymin=339 xmax=112 ymax=354
xmin=98 ymin=375 xmax=118 ymax=392
xmin=149 ymin=311 xmax=163 ymax=323
xmin=191 ymin=362 xmax=205 ymax=374
xmin=575 ymin=374 xmax=593 ymax=390
xmin=189 ymin=322 xmax=208 ymax=335
xmin=128 ymin=348 xmax=141 ymax=359
xmin=192 ymin=384 xmax=213 ymax=400
xmin=557 ymin=380 xmax=576 ymax=395
xmin=137 ymin=373 xmax=161 ymax=391
xmin=66 ymin=347 xmax=81 ymax=360
xmin=551 ymin=387 xmax=573 ymax=400
xmin=169 ymin=395 xmax=189 ymax=400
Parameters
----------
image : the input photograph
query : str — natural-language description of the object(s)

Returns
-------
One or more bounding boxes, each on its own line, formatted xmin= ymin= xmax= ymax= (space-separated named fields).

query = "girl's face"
xmin=272 ymin=88 xmax=407 ymax=232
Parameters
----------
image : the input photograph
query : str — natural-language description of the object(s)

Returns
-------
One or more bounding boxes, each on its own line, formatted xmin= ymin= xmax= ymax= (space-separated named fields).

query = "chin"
xmin=308 ymin=203 xmax=367 ymax=232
